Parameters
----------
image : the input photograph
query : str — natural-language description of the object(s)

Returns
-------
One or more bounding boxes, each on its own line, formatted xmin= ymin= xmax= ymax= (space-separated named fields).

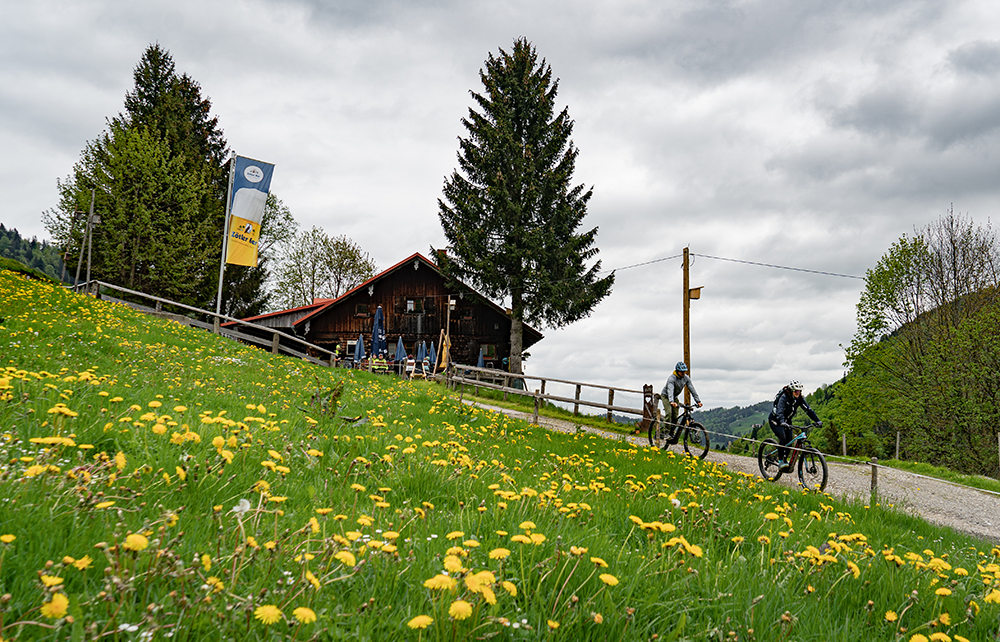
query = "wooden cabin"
xmin=234 ymin=252 xmax=543 ymax=367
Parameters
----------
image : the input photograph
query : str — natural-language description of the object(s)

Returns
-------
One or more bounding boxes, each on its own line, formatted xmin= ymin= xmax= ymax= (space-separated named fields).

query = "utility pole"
xmin=681 ymin=247 xmax=703 ymax=405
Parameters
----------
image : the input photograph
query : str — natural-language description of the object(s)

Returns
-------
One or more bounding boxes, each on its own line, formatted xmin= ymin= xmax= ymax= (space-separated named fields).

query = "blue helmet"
xmin=675 ymin=361 xmax=688 ymax=372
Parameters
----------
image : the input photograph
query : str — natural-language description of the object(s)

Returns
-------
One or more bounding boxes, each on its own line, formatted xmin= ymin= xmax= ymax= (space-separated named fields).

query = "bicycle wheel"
xmin=797 ymin=447 xmax=828 ymax=492
xmin=683 ymin=422 xmax=710 ymax=459
xmin=647 ymin=416 xmax=659 ymax=448
xmin=757 ymin=438 xmax=784 ymax=482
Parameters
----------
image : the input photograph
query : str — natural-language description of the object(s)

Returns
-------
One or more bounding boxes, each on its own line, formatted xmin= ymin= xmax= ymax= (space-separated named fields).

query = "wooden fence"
xmin=444 ymin=363 xmax=653 ymax=425
xmin=73 ymin=280 xmax=336 ymax=366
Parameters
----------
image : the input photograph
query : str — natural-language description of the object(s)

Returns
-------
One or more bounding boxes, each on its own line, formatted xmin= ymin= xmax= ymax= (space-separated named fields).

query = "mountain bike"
xmin=648 ymin=403 xmax=710 ymax=459
xmin=757 ymin=423 xmax=827 ymax=491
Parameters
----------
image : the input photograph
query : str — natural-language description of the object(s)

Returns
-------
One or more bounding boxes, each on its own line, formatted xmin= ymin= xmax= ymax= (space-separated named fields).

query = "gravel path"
xmin=465 ymin=400 xmax=1000 ymax=544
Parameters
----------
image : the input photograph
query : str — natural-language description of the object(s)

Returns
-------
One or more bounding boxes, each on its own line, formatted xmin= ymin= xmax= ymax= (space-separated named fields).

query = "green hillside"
xmin=2 ymin=265 xmax=999 ymax=641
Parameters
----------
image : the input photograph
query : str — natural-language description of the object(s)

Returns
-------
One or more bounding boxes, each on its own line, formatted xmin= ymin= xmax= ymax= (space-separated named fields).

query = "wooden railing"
xmin=73 ymin=280 xmax=336 ymax=366
xmin=444 ymin=363 xmax=652 ymax=425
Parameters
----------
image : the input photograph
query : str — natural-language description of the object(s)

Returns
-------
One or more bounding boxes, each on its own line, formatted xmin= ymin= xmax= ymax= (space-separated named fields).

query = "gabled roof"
xmin=236 ymin=251 xmax=542 ymax=344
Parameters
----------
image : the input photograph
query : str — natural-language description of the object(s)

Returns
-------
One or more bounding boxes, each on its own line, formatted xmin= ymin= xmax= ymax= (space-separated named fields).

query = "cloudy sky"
xmin=5 ymin=0 xmax=1000 ymax=411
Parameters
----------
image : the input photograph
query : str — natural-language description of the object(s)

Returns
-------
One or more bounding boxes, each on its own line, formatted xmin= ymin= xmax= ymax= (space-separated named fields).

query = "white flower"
xmin=671 ymin=498 xmax=681 ymax=508
xmin=231 ymin=499 xmax=252 ymax=515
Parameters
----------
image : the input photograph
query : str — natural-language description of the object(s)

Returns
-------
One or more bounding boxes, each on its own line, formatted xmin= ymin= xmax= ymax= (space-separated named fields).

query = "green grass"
xmin=2 ymin=267 xmax=1000 ymax=641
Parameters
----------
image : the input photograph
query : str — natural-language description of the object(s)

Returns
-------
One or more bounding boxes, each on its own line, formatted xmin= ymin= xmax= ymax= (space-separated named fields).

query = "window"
xmin=480 ymin=344 xmax=497 ymax=359
xmin=355 ymin=303 xmax=369 ymax=317
xmin=406 ymin=298 xmax=424 ymax=313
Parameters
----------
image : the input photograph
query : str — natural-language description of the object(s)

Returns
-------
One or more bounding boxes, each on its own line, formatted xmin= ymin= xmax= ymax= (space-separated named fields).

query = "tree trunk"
xmin=510 ymin=289 xmax=524 ymax=375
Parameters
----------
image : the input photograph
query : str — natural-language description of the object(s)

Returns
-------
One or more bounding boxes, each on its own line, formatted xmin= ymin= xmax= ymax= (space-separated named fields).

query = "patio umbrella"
xmin=477 ymin=348 xmax=484 ymax=368
xmin=395 ymin=337 xmax=406 ymax=362
xmin=371 ymin=306 xmax=387 ymax=358
xmin=354 ymin=334 xmax=366 ymax=363
xmin=417 ymin=341 xmax=427 ymax=362
xmin=428 ymin=342 xmax=437 ymax=369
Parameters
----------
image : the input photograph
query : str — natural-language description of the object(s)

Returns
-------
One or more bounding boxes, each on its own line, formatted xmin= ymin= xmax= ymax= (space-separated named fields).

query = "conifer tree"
xmin=438 ymin=38 xmax=614 ymax=374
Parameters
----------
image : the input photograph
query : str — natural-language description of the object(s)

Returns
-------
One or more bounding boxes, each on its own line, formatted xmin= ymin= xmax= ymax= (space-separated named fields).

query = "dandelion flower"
xmin=600 ymin=573 xmax=619 ymax=586
xmin=449 ymin=600 xmax=473 ymax=620
xmin=73 ymin=555 xmax=93 ymax=570
xmin=123 ymin=534 xmax=148 ymax=552
xmin=908 ymin=635 xmax=929 ymax=642
xmin=490 ymin=548 xmax=511 ymax=560
xmin=929 ymin=634 xmax=951 ymax=642
xmin=591 ymin=556 xmax=608 ymax=568
xmin=935 ymin=587 xmax=952 ymax=596
xmin=885 ymin=611 xmax=898 ymax=622
xmin=408 ymin=615 xmax=433 ymax=629
xmin=548 ymin=620 xmax=560 ymax=629
xmin=40 ymin=593 xmax=69 ymax=619
xmin=502 ymin=581 xmax=517 ymax=596
xmin=335 ymin=551 xmax=356 ymax=567
xmin=443 ymin=555 xmax=464 ymax=573
xmin=293 ymin=607 xmax=317 ymax=624
xmin=254 ymin=604 xmax=283 ymax=625
xmin=446 ymin=531 xmax=464 ymax=540
xmin=423 ymin=574 xmax=457 ymax=590
xmin=0 ymin=534 xmax=15 ymax=544
xmin=40 ymin=575 xmax=63 ymax=587
xmin=519 ymin=521 xmax=536 ymax=530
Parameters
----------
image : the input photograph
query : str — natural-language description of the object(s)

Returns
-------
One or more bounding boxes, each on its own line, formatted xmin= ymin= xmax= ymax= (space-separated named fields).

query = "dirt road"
xmin=465 ymin=400 xmax=1000 ymax=544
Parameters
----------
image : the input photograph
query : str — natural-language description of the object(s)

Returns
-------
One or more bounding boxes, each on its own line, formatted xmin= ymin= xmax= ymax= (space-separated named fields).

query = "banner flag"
xmin=225 ymin=156 xmax=275 ymax=266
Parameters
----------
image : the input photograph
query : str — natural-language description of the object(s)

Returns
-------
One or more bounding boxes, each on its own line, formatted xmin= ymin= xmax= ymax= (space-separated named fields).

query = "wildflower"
xmin=449 ymin=600 xmax=473 ymax=620
xmin=446 ymin=531 xmax=464 ymax=540
xmin=73 ymin=555 xmax=93 ymax=570
xmin=600 ymin=573 xmax=619 ymax=586
xmin=908 ymin=635 xmax=929 ymax=642
xmin=847 ymin=561 xmax=861 ymax=579
xmin=293 ymin=607 xmax=317 ymax=624
xmin=938 ymin=612 xmax=951 ymax=626
xmin=202 ymin=554 xmax=211 ymax=571
xmin=408 ymin=615 xmax=433 ymax=629
xmin=502 ymin=581 xmax=517 ymax=596
xmin=0 ymin=534 xmax=15 ymax=544
xmin=593 ymin=612 xmax=604 ymax=624
xmin=519 ymin=521 xmax=536 ymax=530
xmin=530 ymin=533 xmax=546 ymax=545
xmin=591 ymin=556 xmax=608 ymax=567
xmin=443 ymin=555 xmax=464 ymax=573
xmin=490 ymin=547 xmax=511 ymax=560
xmin=885 ymin=611 xmax=898 ymax=622
xmin=123 ymin=534 xmax=148 ymax=552
xmin=424 ymin=574 xmax=457 ymax=590
xmin=548 ymin=620 xmax=560 ymax=629
xmin=335 ymin=551 xmax=356 ymax=567
xmin=731 ymin=536 xmax=744 ymax=544
xmin=928 ymin=634 xmax=951 ymax=642
xmin=40 ymin=593 xmax=69 ymax=619
xmin=510 ymin=534 xmax=531 ymax=544
xmin=570 ymin=546 xmax=588 ymax=556
xmin=764 ymin=513 xmax=779 ymax=521
xmin=935 ymin=587 xmax=952 ymax=596
xmin=254 ymin=604 xmax=283 ymax=625
xmin=758 ymin=535 xmax=771 ymax=545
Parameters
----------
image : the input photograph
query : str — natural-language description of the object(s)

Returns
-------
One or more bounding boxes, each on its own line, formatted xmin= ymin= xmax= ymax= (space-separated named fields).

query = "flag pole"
xmin=215 ymin=153 xmax=237 ymax=321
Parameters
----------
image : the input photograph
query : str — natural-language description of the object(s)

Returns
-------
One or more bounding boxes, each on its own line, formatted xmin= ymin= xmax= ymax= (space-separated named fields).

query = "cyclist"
xmin=769 ymin=380 xmax=821 ymax=470
xmin=661 ymin=362 xmax=703 ymax=439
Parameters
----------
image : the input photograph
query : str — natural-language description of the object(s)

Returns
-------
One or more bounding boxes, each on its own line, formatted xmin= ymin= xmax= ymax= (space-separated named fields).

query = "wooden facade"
xmin=236 ymin=252 xmax=543 ymax=367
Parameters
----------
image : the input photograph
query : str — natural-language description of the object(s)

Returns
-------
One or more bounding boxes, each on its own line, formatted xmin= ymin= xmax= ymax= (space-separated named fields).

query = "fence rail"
xmin=444 ymin=363 xmax=651 ymax=424
xmin=73 ymin=280 xmax=336 ymax=365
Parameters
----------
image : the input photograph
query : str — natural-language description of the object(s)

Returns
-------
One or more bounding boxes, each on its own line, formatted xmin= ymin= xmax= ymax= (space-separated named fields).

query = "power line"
xmin=691 ymin=253 xmax=864 ymax=280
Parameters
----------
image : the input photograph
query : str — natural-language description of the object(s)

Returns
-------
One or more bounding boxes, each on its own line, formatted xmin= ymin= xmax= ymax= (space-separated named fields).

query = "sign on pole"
xmin=225 ymin=156 xmax=275 ymax=267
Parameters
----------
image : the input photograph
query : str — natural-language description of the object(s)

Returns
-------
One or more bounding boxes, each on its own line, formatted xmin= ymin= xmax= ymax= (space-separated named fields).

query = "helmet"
xmin=675 ymin=361 xmax=688 ymax=372
xmin=787 ymin=380 xmax=804 ymax=391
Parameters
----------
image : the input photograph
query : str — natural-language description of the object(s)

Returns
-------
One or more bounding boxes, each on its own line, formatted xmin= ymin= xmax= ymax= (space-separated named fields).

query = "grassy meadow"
xmin=2 ymin=267 xmax=1000 ymax=642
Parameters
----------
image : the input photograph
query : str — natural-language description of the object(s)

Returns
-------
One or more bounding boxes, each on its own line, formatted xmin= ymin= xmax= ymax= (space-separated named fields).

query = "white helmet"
xmin=788 ymin=380 xmax=804 ymax=391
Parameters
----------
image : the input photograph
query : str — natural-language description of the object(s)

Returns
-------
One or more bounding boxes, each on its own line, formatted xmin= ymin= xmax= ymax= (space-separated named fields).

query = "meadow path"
xmin=463 ymin=400 xmax=1000 ymax=544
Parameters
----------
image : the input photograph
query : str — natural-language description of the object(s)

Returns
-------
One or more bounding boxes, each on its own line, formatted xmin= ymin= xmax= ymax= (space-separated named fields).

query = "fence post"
xmin=503 ymin=374 xmax=509 ymax=402
xmin=870 ymin=457 xmax=878 ymax=497
xmin=475 ymin=370 xmax=481 ymax=396
xmin=607 ymin=389 xmax=614 ymax=423
xmin=574 ymin=385 xmax=581 ymax=416
xmin=842 ymin=433 xmax=847 ymax=457
xmin=533 ymin=391 xmax=540 ymax=425
xmin=896 ymin=432 xmax=901 ymax=461
xmin=213 ymin=317 xmax=220 ymax=334
xmin=541 ymin=379 xmax=546 ymax=396
xmin=271 ymin=332 xmax=280 ymax=354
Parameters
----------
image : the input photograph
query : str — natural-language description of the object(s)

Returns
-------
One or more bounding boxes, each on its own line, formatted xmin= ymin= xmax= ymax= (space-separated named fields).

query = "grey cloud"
xmin=948 ymin=40 xmax=1000 ymax=76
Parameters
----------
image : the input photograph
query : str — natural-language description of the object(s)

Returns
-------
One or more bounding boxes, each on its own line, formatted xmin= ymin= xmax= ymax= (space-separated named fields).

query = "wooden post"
xmin=607 ymin=389 xmax=614 ymax=422
xmin=574 ymin=384 xmax=581 ymax=416
xmin=533 ymin=391 xmax=540 ymax=425
xmin=475 ymin=370 xmax=481 ymax=396
xmin=213 ymin=317 xmax=220 ymax=334
xmin=871 ymin=457 xmax=878 ymax=497
xmin=541 ymin=379 xmax=546 ymax=396
xmin=896 ymin=432 xmax=901 ymax=461
xmin=683 ymin=247 xmax=691 ymax=406
xmin=271 ymin=332 xmax=280 ymax=354
xmin=842 ymin=433 xmax=847 ymax=457
xmin=503 ymin=374 xmax=509 ymax=402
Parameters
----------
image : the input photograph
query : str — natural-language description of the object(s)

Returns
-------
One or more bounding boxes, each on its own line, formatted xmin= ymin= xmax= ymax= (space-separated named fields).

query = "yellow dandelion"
xmin=408 ymin=615 xmax=433 ymax=629
xmin=591 ymin=556 xmax=608 ymax=567
xmin=123 ymin=533 xmax=148 ymax=552
xmin=600 ymin=573 xmax=619 ymax=586
xmin=489 ymin=548 xmax=511 ymax=560
xmin=548 ymin=619 xmax=560 ymax=629
xmin=449 ymin=600 xmax=473 ymax=620
xmin=446 ymin=531 xmax=464 ymax=540
xmin=293 ymin=607 xmax=317 ymax=624
xmin=73 ymin=555 xmax=93 ymax=570
xmin=935 ymin=587 xmax=952 ymax=596
xmin=0 ymin=534 xmax=15 ymax=544
xmin=254 ymin=604 xmax=283 ymax=625
xmin=335 ymin=551 xmax=356 ymax=567
xmin=40 ymin=592 xmax=69 ymax=619
xmin=423 ymin=574 xmax=457 ymax=590
xmin=885 ymin=611 xmax=898 ymax=622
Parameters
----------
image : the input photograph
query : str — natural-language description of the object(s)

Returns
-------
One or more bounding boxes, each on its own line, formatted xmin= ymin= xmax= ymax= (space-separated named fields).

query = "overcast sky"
xmin=5 ymin=0 xmax=1000 ymax=412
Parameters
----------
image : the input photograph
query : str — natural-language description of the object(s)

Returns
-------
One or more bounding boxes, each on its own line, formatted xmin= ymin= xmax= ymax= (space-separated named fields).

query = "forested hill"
xmin=0 ymin=225 xmax=65 ymax=282
xmin=692 ymin=400 xmax=772 ymax=447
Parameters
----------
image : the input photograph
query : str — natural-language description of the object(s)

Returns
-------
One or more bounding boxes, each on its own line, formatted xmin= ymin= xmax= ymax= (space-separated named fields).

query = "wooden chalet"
xmin=234 ymin=252 xmax=543 ymax=367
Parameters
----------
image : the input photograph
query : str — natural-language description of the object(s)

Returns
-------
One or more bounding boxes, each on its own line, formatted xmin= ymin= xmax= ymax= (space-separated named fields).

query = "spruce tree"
xmin=438 ymin=38 xmax=614 ymax=374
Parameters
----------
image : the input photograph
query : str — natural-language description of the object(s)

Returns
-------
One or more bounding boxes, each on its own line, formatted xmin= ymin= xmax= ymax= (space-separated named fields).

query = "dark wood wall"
xmin=303 ymin=259 xmax=530 ymax=366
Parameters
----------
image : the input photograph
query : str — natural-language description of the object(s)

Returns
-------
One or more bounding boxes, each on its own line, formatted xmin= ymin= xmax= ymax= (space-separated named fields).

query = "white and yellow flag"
xmin=225 ymin=156 xmax=275 ymax=266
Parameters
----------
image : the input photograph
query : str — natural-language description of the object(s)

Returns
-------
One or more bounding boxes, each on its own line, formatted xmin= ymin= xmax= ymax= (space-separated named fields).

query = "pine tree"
xmin=438 ymin=38 xmax=614 ymax=374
